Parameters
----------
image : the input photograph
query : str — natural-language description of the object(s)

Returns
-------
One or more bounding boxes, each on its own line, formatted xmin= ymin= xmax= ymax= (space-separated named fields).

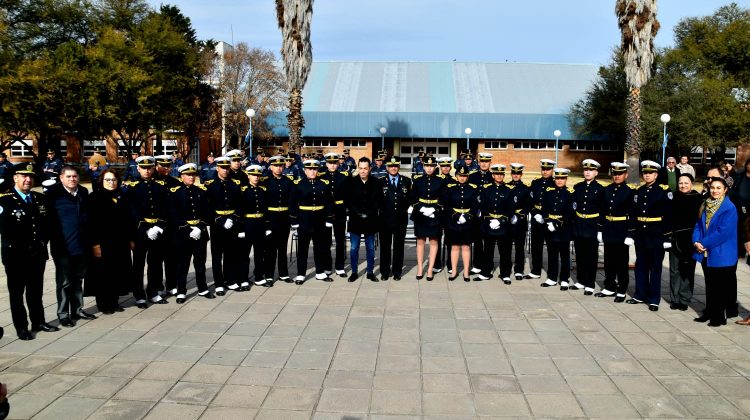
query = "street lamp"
xmin=660 ymin=113 xmax=671 ymax=166
xmin=379 ymin=126 xmax=387 ymax=151
xmin=244 ymin=108 xmax=255 ymax=154
xmin=464 ymin=127 xmax=472 ymax=151
xmin=553 ymin=129 xmax=561 ymax=165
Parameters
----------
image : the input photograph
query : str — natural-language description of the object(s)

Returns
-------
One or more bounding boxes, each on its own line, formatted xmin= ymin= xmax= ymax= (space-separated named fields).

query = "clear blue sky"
xmin=148 ymin=0 xmax=734 ymax=65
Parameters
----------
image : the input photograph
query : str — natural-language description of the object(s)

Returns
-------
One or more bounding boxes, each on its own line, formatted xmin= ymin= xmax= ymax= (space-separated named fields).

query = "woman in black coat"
xmin=86 ymin=169 xmax=132 ymax=313
xmin=668 ymin=174 xmax=703 ymax=310
xmin=346 ymin=157 xmax=383 ymax=282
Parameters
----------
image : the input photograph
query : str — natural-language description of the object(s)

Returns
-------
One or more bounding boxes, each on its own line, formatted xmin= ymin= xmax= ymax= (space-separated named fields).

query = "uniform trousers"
xmin=297 ymin=228 xmax=329 ymax=276
xmin=265 ymin=215 xmax=290 ymax=279
xmin=702 ymin=263 xmax=737 ymax=323
xmin=4 ymin=253 xmax=46 ymax=333
xmin=668 ymin=251 xmax=695 ymax=305
xmin=163 ymin=231 xmax=178 ymax=293
xmin=546 ymin=240 xmax=570 ymax=282
xmin=243 ymin=220 xmax=267 ymax=281
xmin=574 ymin=237 xmax=599 ymax=288
xmin=483 ymin=234 xmax=512 ymax=278
xmin=379 ymin=224 xmax=407 ymax=277
xmin=511 ymin=221 xmax=528 ymax=275
xmin=633 ymin=244 xmax=664 ymax=305
xmin=210 ymin=227 xmax=242 ymax=288
xmin=529 ymin=221 xmax=546 ymax=275
xmin=53 ymin=254 xmax=86 ymax=319
xmin=472 ymin=235 xmax=484 ymax=271
xmin=132 ymin=235 xmax=165 ymax=300
xmin=327 ymin=217 xmax=346 ymax=271
xmin=176 ymin=236 xmax=209 ymax=295
xmin=603 ymin=242 xmax=630 ymax=294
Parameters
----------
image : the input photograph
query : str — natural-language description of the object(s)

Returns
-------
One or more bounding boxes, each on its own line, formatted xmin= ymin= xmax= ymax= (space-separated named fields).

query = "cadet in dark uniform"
xmin=469 ymin=152 xmax=493 ymax=276
xmin=124 ymin=151 xmax=140 ymax=182
xmin=479 ymin=164 xmax=516 ymax=284
xmin=411 ymin=156 xmax=447 ymax=280
xmin=290 ymin=159 xmax=335 ymax=284
xmin=538 ymin=168 xmax=574 ymax=289
xmin=204 ymin=156 xmax=244 ymax=295
xmin=169 ymin=163 xmax=214 ymax=303
xmin=596 ymin=162 xmax=635 ymax=302
xmin=283 ymin=155 xmax=300 ymax=179
xmin=240 ymin=164 xmax=271 ymax=287
xmin=154 ymin=154 xmax=182 ymax=298
xmin=435 ymin=157 xmax=455 ymax=272
xmin=124 ymin=156 xmax=170 ymax=308
xmin=526 ymin=159 xmax=556 ymax=279
xmin=412 ymin=150 xmax=425 ymax=175
xmin=371 ymin=155 xmax=387 ymax=179
xmin=507 ymin=163 xmax=531 ymax=280
xmin=321 ymin=153 xmax=350 ymax=277
xmin=0 ymin=163 xmax=59 ymax=340
xmin=571 ymin=159 xmax=605 ymax=295
xmin=263 ymin=155 xmax=295 ymax=283
xmin=627 ymin=160 xmax=673 ymax=311
xmin=442 ymin=166 xmax=480 ymax=282
xmin=226 ymin=149 xmax=250 ymax=186
xmin=379 ymin=156 xmax=412 ymax=281
xmin=343 ymin=149 xmax=356 ymax=171
xmin=200 ymin=152 xmax=217 ymax=183
xmin=42 ymin=149 xmax=63 ymax=181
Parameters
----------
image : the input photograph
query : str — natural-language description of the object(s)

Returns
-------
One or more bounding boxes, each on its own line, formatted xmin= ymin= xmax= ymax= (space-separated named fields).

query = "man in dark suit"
xmin=346 ymin=157 xmax=383 ymax=282
xmin=378 ymin=156 xmax=412 ymax=281
xmin=657 ymin=156 xmax=680 ymax=192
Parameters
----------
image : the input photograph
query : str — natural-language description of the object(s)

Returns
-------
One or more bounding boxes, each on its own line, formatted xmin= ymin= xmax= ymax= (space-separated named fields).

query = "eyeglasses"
xmin=103 ymin=178 xmax=117 ymax=182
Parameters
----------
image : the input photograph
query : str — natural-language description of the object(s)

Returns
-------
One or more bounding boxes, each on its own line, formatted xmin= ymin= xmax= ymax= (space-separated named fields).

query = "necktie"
xmin=25 ymin=195 xmax=31 ymax=204
xmin=391 ymin=177 xmax=397 ymax=188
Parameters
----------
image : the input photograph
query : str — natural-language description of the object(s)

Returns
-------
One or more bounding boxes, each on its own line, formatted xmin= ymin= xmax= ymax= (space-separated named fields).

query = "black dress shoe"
xmin=648 ymin=304 xmax=659 ymax=311
xmin=32 ymin=322 xmax=60 ymax=333
xmin=449 ymin=274 xmax=458 ymax=281
xmin=153 ymin=299 xmax=168 ymax=305
xmin=426 ymin=276 xmax=433 ymax=282
xmin=694 ymin=314 xmax=710 ymax=323
xmin=381 ymin=275 xmax=389 ymax=281
xmin=176 ymin=298 xmax=186 ymax=304
xmin=416 ymin=274 xmax=423 ymax=280
xmin=17 ymin=330 xmax=33 ymax=340
xmin=284 ymin=278 xmax=294 ymax=283
xmin=708 ymin=320 xmax=727 ymax=327
xmin=215 ymin=290 xmax=226 ymax=296
xmin=76 ymin=310 xmax=97 ymax=320
xmin=367 ymin=273 xmax=379 ymax=282
xmin=137 ymin=302 xmax=149 ymax=309
xmin=594 ymin=292 xmax=613 ymax=298
xmin=464 ymin=276 xmax=470 ymax=282
xmin=239 ymin=285 xmax=251 ymax=291
xmin=613 ymin=296 xmax=625 ymax=303
xmin=625 ymin=298 xmax=643 ymax=305
xmin=679 ymin=303 xmax=688 ymax=311
xmin=201 ymin=293 xmax=216 ymax=299
xmin=515 ymin=274 xmax=523 ymax=280
xmin=503 ymin=279 xmax=512 ymax=285
xmin=393 ymin=274 xmax=401 ymax=281
xmin=101 ymin=310 xmax=115 ymax=315
xmin=115 ymin=306 xmax=125 ymax=312
xmin=560 ymin=285 xmax=569 ymax=291
xmin=583 ymin=290 xmax=593 ymax=296
xmin=59 ymin=318 xmax=76 ymax=327
xmin=348 ymin=273 xmax=359 ymax=282
xmin=670 ymin=302 xmax=679 ymax=310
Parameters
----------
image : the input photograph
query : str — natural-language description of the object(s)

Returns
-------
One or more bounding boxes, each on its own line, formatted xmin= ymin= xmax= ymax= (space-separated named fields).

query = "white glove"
xmin=534 ymin=214 xmax=544 ymax=224
xmin=325 ymin=222 xmax=333 ymax=228
xmin=407 ymin=206 xmax=413 ymax=214
xmin=624 ymin=237 xmax=634 ymax=246
xmin=265 ymin=230 xmax=272 ymax=236
xmin=510 ymin=215 xmax=518 ymax=225
xmin=427 ymin=213 xmax=435 ymax=219
xmin=223 ymin=219 xmax=234 ymax=230
xmin=419 ymin=207 xmax=428 ymax=215
xmin=489 ymin=219 xmax=500 ymax=230
xmin=457 ymin=214 xmax=466 ymax=225
xmin=237 ymin=232 xmax=246 ymax=238
xmin=547 ymin=222 xmax=556 ymax=232
xmin=597 ymin=232 xmax=603 ymax=243
xmin=663 ymin=242 xmax=672 ymax=249
xmin=422 ymin=207 xmax=435 ymax=216
xmin=146 ymin=227 xmax=159 ymax=240
xmin=291 ymin=224 xmax=299 ymax=229
xmin=153 ymin=226 xmax=163 ymax=235
xmin=189 ymin=227 xmax=201 ymax=240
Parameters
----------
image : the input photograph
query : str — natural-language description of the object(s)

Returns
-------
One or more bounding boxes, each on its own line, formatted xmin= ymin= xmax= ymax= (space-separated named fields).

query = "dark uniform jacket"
xmin=124 ymin=177 xmax=169 ymax=240
xmin=478 ymin=182 xmax=515 ymax=236
xmin=572 ymin=179 xmax=605 ymax=239
xmin=507 ymin=179 xmax=531 ymax=230
xmin=320 ymin=170 xmax=349 ymax=221
xmin=262 ymin=174 xmax=294 ymax=228
xmin=42 ymin=157 xmax=63 ymax=177
xmin=541 ymin=185 xmax=575 ymax=242
xmin=346 ymin=176 xmax=383 ymax=234
xmin=168 ymin=183 xmax=210 ymax=239
xmin=599 ymin=182 xmax=636 ymax=243
xmin=410 ymin=173 xmax=447 ymax=227
xmin=289 ymin=177 xmax=334 ymax=233
xmin=47 ymin=183 xmax=90 ymax=258
xmin=200 ymin=161 xmax=217 ymax=183
xmin=0 ymin=189 xmax=51 ymax=262
xmin=468 ymin=170 xmax=492 ymax=189
xmin=379 ymin=174 xmax=412 ymax=227
xmin=631 ymin=182 xmax=674 ymax=247
xmin=371 ymin=164 xmax=387 ymax=179
xmin=239 ymin=183 xmax=270 ymax=233
xmin=124 ymin=159 xmax=139 ymax=181
xmin=229 ymin=169 xmax=249 ymax=186
xmin=204 ymin=176 xmax=242 ymax=230
xmin=530 ymin=176 xmax=554 ymax=214
xmin=442 ymin=181 xmax=480 ymax=233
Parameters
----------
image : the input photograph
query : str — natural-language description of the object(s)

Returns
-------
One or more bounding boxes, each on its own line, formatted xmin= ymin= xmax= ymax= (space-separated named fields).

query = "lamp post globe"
xmin=660 ymin=113 xmax=670 ymax=124
xmin=464 ymin=128 xmax=472 ymax=150
xmin=660 ymin=114 xmax=670 ymax=165
xmin=246 ymin=108 xmax=255 ymax=118
xmin=553 ymin=130 xmax=561 ymax=165
xmin=245 ymin=108 xmax=255 ymax=152
xmin=379 ymin=127 xmax=387 ymax=150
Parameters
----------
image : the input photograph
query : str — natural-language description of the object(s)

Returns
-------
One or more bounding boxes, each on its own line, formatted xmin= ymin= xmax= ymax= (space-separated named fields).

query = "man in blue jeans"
xmin=346 ymin=157 xmax=383 ymax=282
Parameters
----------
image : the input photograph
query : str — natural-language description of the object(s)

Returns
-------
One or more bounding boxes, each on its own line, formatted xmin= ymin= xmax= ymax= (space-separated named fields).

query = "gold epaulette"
xmin=204 ymin=179 xmax=214 ymax=186
xmin=413 ymin=174 xmax=423 ymax=180
xmin=286 ymin=175 xmax=294 ymax=180
xmin=0 ymin=192 xmax=12 ymax=197
xmin=241 ymin=186 xmax=248 ymax=191
xmin=469 ymin=169 xmax=478 ymax=174
xmin=154 ymin=179 xmax=165 ymax=186
xmin=341 ymin=171 xmax=349 ymax=176
xmin=507 ymin=184 xmax=515 ymax=190
xmin=294 ymin=179 xmax=301 ymax=184
xmin=170 ymin=186 xmax=181 ymax=192
xmin=469 ymin=183 xmax=477 ymax=189
xmin=260 ymin=176 xmax=268 ymax=181
xmin=197 ymin=184 xmax=207 ymax=190
xmin=320 ymin=179 xmax=330 ymax=185
xmin=483 ymin=183 xmax=492 ymax=188
xmin=124 ymin=180 xmax=139 ymax=187
xmin=627 ymin=183 xmax=638 ymax=189
xmin=232 ymin=179 xmax=241 ymax=185
xmin=259 ymin=185 xmax=267 ymax=191
xmin=568 ymin=187 xmax=574 ymax=193
xmin=546 ymin=187 xmax=556 ymax=191
xmin=447 ymin=183 xmax=456 ymax=188
xmin=437 ymin=174 xmax=446 ymax=179
xmin=660 ymin=184 xmax=669 ymax=190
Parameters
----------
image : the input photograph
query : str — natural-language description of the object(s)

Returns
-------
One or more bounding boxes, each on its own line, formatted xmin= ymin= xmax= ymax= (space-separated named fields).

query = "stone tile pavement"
xmin=1 ymin=242 xmax=750 ymax=419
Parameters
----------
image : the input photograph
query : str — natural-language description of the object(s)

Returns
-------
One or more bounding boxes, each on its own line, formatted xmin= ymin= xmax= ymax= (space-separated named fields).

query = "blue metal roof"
xmin=270 ymin=61 xmax=599 ymax=140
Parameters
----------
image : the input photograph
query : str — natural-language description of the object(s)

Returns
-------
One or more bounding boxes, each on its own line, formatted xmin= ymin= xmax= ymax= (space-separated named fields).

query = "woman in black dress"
xmin=410 ymin=156 xmax=447 ymax=280
xmin=86 ymin=169 xmax=132 ymax=313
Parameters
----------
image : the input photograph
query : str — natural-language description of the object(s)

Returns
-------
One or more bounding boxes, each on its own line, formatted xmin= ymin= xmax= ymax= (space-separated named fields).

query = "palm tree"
xmin=275 ymin=0 xmax=313 ymax=154
xmin=615 ymin=0 xmax=660 ymax=180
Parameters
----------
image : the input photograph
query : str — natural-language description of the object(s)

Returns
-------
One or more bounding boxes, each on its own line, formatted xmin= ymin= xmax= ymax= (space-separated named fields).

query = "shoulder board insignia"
xmin=447 ymin=183 xmax=456 ymax=188
xmin=660 ymin=184 xmax=669 ymax=190
xmin=437 ymin=174 xmax=446 ymax=179
xmin=320 ymin=179 xmax=330 ymax=185
xmin=627 ymin=183 xmax=637 ymax=189
xmin=413 ymin=174 xmax=423 ymax=180
xmin=469 ymin=183 xmax=477 ymax=188
xmin=294 ymin=179 xmax=301 ymax=184
xmin=483 ymin=183 xmax=492 ymax=188
xmin=241 ymin=186 xmax=248 ymax=191
xmin=469 ymin=169 xmax=478 ymax=174
xmin=0 ymin=192 xmax=13 ymax=197
xmin=197 ymin=184 xmax=207 ymax=190
xmin=259 ymin=186 xmax=267 ymax=191
xmin=341 ymin=171 xmax=349 ymax=176
xmin=125 ymin=180 xmax=140 ymax=187
xmin=232 ymin=179 xmax=241 ymax=185
xmin=169 ymin=186 xmax=181 ymax=192
xmin=154 ymin=180 xmax=166 ymax=185
xmin=260 ymin=176 xmax=268 ymax=181
xmin=546 ymin=187 xmax=556 ymax=191
xmin=507 ymin=184 xmax=515 ymax=190
xmin=568 ymin=187 xmax=574 ymax=193
xmin=204 ymin=179 xmax=214 ymax=186
xmin=524 ymin=181 xmax=530 ymax=187
xmin=286 ymin=175 xmax=294 ymax=180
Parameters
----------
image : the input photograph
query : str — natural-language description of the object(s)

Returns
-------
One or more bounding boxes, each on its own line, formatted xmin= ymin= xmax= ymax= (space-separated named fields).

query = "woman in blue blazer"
xmin=693 ymin=177 xmax=738 ymax=326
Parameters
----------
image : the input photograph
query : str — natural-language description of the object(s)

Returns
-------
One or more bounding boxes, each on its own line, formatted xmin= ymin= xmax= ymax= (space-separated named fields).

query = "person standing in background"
xmin=657 ymin=157 xmax=680 ymax=192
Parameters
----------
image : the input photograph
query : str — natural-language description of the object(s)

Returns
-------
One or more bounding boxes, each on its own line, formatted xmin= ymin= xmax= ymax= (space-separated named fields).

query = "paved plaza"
xmin=1 ymin=242 xmax=750 ymax=419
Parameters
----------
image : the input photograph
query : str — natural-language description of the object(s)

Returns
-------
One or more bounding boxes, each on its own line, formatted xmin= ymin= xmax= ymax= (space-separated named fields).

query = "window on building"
xmin=343 ymin=139 xmax=366 ymax=148
xmin=513 ymin=141 xmax=560 ymax=150
xmin=400 ymin=146 xmax=412 ymax=155
xmin=82 ymin=140 xmax=106 ymax=157
xmin=484 ymin=141 xmax=508 ymax=150
xmin=265 ymin=138 xmax=285 ymax=147
xmin=569 ymin=142 xmax=619 ymax=152
xmin=304 ymin=138 xmax=337 ymax=147
xmin=10 ymin=139 xmax=33 ymax=158
xmin=154 ymin=139 xmax=178 ymax=156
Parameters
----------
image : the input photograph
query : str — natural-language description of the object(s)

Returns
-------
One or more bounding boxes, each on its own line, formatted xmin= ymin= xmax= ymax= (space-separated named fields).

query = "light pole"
xmin=244 ymin=108 xmax=255 ymax=155
xmin=464 ymin=127 xmax=472 ymax=151
xmin=379 ymin=126 xmax=387 ymax=151
xmin=553 ymin=129 xmax=561 ymax=165
xmin=660 ymin=113 xmax=670 ymax=166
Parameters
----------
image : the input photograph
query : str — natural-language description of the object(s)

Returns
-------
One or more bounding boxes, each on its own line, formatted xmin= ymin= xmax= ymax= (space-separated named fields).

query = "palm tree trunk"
xmin=625 ymin=87 xmax=642 ymax=183
xmin=287 ymin=87 xmax=305 ymax=154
